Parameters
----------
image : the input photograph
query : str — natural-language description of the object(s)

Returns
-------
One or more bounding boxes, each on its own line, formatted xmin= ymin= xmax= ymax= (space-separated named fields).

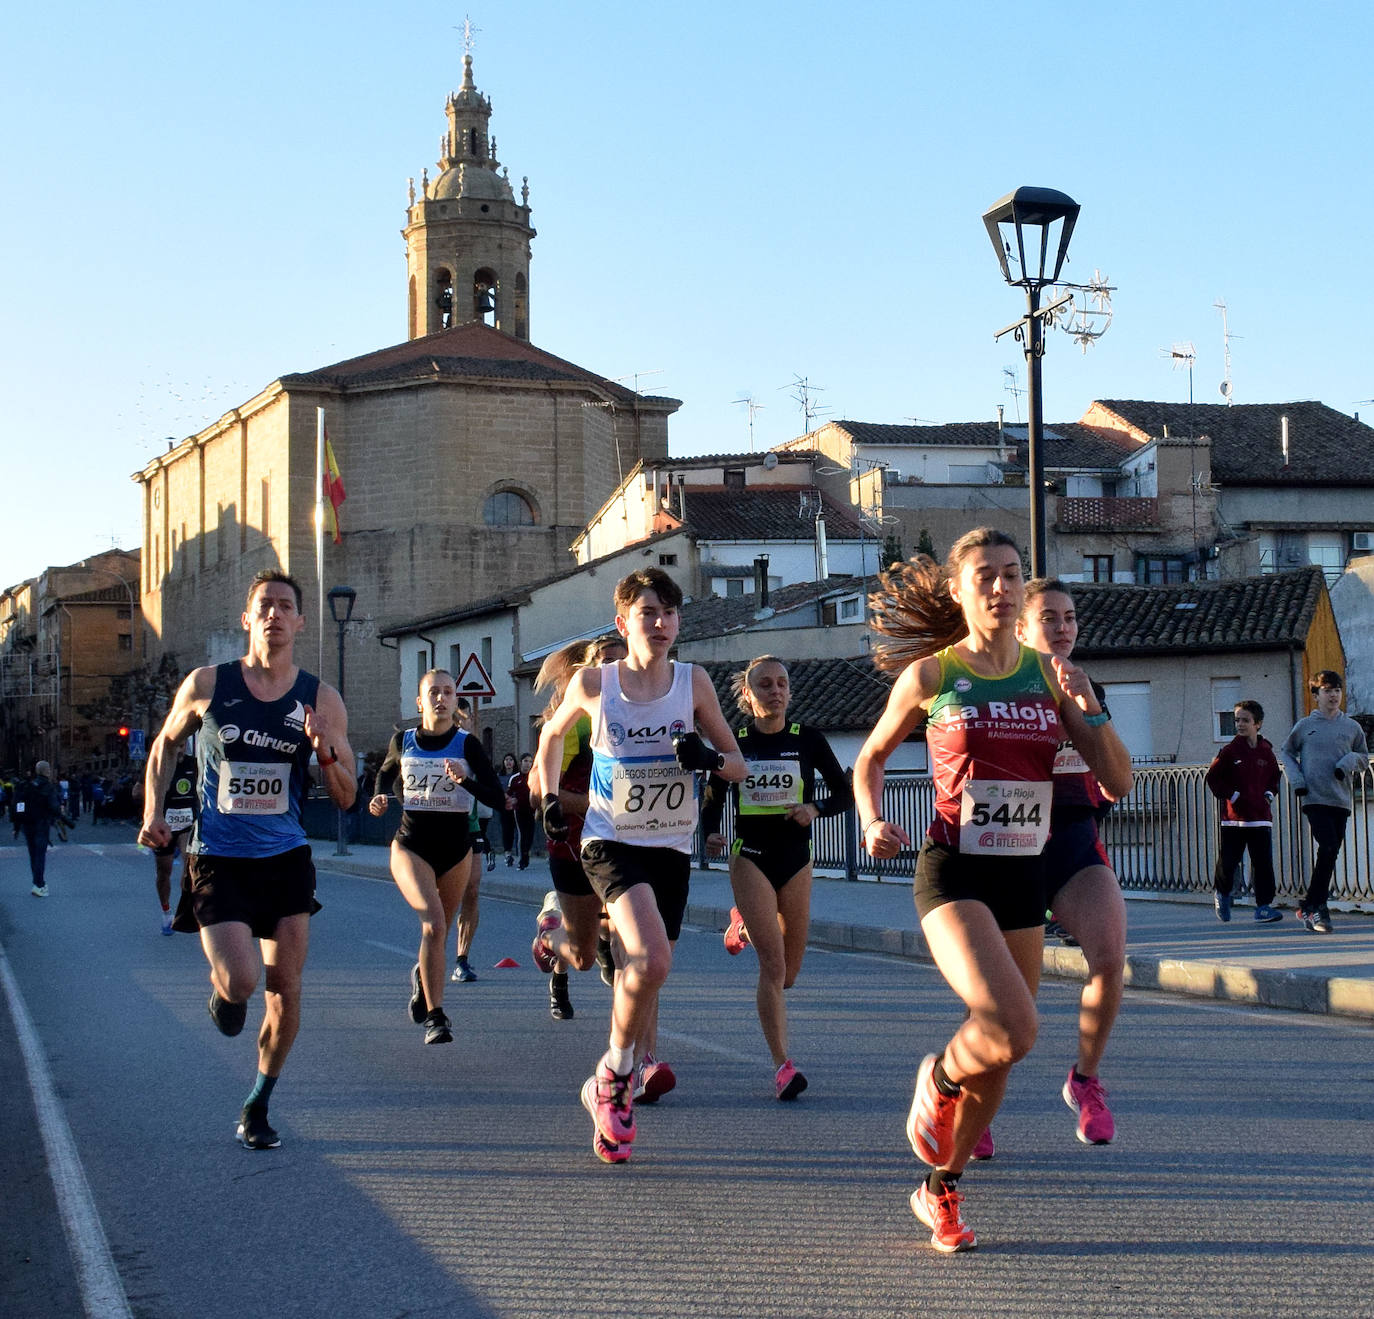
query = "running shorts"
xmin=550 ymin=850 xmax=595 ymax=899
xmin=580 ymin=839 xmax=690 ymax=941
xmin=176 ymin=845 xmax=319 ymax=939
xmin=395 ymin=829 xmax=473 ymax=878
xmin=1043 ymin=812 xmax=1111 ymax=903
xmin=732 ymin=832 xmax=812 ymax=892
xmin=913 ymin=838 xmax=1046 ymax=932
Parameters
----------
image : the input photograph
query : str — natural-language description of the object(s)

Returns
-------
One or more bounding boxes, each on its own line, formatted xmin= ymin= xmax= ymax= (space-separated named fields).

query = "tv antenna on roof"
xmin=781 ymin=375 xmax=830 ymax=433
xmin=1215 ymin=298 xmax=1239 ymax=404
xmin=730 ymin=394 xmax=766 ymax=451
xmin=609 ymin=368 xmax=664 ymax=395
xmin=1002 ymin=366 xmax=1025 ymax=423
xmin=1161 ymin=342 xmax=1197 ymax=404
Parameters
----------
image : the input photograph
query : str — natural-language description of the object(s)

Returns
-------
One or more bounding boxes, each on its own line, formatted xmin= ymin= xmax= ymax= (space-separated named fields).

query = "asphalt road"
xmin=3 ymin=833 xmax=1373 ymax=1319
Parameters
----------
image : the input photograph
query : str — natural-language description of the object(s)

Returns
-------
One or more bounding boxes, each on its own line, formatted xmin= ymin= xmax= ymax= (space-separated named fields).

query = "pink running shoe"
xmin=723 ymin=907 xmax=751 ymax=956
xmin=1062 ymin=1067 xmax=1115 ymax=1144
xmin=531 ymin=891 xmax=561 ymax=974
xmin=910 ymin=1179 xmax=977 ymax=1253
xmin=971 ymin=1126 xmax=996 ymax=1161
xmin=634 ymin=1053 xmax=677 ymax=1104
xmin=586 ymin=1062 xmax=636 ymax=1146
xmin=906 ymin=1053 xmax=958 ymax=1167
xmin=580 ymin=1077 xmax=630 ymax=1164
xmin=775 ymin=1059 xmax=808 ymax=1102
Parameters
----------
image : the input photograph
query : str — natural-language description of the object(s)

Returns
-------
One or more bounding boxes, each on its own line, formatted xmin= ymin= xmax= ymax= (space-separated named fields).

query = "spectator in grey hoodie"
xmin=1280 ymin=671 xmax=1369 ymax=933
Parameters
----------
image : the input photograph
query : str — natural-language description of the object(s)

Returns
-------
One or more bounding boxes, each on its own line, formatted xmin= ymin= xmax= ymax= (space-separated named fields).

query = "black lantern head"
xmin=982 ymin=187 xmax=1080 ymax=288
xmin=327 ymin=585 xmax=357 ymax=624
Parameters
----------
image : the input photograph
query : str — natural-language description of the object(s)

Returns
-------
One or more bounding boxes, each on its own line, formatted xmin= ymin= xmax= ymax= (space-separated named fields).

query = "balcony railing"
xmin=1057 ymin=496 xmax=1159 ymax=531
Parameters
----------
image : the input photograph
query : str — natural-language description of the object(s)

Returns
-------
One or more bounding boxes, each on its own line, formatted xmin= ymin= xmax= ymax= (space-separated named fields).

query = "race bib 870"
xmin=610 ymin=761 xmax=695 ymax=838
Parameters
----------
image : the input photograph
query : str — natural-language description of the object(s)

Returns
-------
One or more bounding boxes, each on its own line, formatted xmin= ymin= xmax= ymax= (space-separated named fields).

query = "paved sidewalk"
xmin=319 ymin=842 xmax=1374 ymax=1022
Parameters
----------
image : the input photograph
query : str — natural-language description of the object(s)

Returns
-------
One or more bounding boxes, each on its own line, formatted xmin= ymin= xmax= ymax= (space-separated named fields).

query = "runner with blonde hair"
xmin=369 ymin=669 xmax=505 ymax=1043
xmin=702 ymin=655 xmax=851 ymax=1100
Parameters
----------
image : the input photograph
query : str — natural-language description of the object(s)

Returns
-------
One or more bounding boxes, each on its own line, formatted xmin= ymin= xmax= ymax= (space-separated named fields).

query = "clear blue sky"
xmin=3 ymin=0 xmax=1370 ymax=588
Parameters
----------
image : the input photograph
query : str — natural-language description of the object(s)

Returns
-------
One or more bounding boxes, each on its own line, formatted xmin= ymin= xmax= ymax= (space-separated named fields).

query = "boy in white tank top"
xmin=535 ymin=568 xmax=746 ymax=1163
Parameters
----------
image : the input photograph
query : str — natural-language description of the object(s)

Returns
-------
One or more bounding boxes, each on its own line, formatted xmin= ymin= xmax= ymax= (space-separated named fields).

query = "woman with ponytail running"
xmin=854 ymin=529 xmax=1131 ymax=1252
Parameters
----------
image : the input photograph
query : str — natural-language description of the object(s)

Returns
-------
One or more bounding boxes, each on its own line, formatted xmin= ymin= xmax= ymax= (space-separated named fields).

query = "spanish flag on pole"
xmin=322 ymin=432 xmax=346 ymax=544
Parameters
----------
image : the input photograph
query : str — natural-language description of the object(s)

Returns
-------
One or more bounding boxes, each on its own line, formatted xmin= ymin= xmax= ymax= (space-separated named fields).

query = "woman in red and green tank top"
xmin=854 ymin=529 xmax=1132 ymax=1253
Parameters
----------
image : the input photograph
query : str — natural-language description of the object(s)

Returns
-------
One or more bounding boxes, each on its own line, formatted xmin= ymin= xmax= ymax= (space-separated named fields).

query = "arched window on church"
xmin=434 ymin=268 xmax=455 ymax=329
xmin=468 ymin=127 xmax=478 ymax=156
xmin=473 ymin=269 xmax=497 ymax=324
xmin=482 ymin=489 xmax=536 ymax=527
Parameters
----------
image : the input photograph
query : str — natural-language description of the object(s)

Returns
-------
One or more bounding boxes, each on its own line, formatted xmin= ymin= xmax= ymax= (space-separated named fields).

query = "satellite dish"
xmin=763 ymin=452 xmax=779 ymax=470
xmin=1219 ymin=380 xmax=1232 ymax=398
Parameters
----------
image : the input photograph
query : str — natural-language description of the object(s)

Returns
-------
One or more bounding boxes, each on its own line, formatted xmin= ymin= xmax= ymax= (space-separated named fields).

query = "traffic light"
xmin=118 ymin=726 xmax=130 ymax=739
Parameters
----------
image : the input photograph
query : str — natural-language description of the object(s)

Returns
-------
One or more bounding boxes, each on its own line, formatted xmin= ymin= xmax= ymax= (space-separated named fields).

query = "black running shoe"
xmin=549 ymin=971 xmax=574 ymax=1020
xmin=423 ymin=1008 xmax=453 ymax=1044
xmin=236 ymin=1104 xmax=280 ymax=1150
xmin=208 ymin=989 xmax=247 ymax=1037
xmin=596 ymin=937 xmax=616 ymax=988
xmin=409 ymin=962 xmax=427 ymax=1024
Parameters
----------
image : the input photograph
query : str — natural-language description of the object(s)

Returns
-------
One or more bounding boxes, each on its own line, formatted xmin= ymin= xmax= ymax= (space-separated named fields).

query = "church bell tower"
xmin=403 ymin=54 xmax=535 ymax=340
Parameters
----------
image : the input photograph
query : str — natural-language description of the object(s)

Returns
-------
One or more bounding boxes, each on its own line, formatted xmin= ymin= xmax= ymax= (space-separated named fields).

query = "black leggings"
xmin=1302 ymin=804 xmax=1349 ymax=909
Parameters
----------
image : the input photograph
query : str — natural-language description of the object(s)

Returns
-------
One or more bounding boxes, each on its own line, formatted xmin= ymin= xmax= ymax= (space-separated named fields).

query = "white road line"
xmin=656 ymin=1029 xmax=762 ymax=1065
xmin=0 ymin=943 xmax=133 ymax=1319
xmin=366 ymin=940 xmax=420 ymax=959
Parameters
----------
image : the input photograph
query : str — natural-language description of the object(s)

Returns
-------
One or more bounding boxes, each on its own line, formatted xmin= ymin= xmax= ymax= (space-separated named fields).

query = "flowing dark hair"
xmin=869 ymin=527 xmax=1021 ymax=674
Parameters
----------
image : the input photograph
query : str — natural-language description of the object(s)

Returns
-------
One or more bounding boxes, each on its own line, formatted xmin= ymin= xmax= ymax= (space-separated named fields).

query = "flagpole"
xmin=315 ymin=406 xmax=326 ymax=676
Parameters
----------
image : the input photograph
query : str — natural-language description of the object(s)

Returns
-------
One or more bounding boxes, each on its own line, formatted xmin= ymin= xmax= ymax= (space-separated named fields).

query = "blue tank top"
xmin=192 ymin=661 xmax=321 ymax=858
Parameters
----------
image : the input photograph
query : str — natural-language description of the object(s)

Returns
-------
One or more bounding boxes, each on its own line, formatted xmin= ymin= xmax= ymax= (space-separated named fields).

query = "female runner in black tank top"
xmin=701 ymin=655 xmax=851 ymax=1102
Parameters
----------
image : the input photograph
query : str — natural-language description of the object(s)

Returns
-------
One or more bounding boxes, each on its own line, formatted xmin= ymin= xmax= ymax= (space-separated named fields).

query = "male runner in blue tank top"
xmin=139 ymin=570 xmax=356 ymax=1150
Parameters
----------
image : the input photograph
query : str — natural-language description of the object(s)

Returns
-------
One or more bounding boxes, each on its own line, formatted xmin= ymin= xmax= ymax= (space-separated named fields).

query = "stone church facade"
xmin=131 ymin=57 xmax=678 ymax=757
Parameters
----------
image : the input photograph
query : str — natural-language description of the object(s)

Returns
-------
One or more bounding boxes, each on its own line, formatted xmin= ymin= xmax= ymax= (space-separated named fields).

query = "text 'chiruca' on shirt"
xmin=193 ymin=661 xmax=320 ymax=859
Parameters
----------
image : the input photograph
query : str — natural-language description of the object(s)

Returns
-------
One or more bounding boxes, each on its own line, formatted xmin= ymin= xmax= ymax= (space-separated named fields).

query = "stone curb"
xmin=321 ymin=858 xmax=1374 ymax=1023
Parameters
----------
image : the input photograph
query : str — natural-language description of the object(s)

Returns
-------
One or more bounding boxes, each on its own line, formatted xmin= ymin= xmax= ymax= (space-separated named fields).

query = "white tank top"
xmin=583 ymin=660 xmax=699 ymax=855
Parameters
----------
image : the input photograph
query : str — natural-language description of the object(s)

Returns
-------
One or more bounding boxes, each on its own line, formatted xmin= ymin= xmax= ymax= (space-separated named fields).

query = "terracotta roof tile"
xmin=673 ymin=489 xmax=866 ymax=541
xmin=1089 ymin=400 xmax=1374 ymax=484
xmin=829 ymin=420 xmax=1008 ymax=448
xmin=697 ymin=656 xmax=892 ymax=732
xmin=281 ymin=321 xmax=678 ymax=406
xmin=1070 ymin=567 xmax=1324 ymax=657
xmin=677 ymin=579 xmax=861 ymax=643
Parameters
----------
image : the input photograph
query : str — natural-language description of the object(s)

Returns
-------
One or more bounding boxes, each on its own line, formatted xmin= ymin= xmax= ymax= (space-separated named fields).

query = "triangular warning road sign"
xmin=454 ymin=652 xmax=495 ymax=699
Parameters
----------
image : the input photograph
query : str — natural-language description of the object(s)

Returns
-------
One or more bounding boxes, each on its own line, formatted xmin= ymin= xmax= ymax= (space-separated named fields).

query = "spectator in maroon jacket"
xmin=1205 ymin=700 xmax=1283 ymax=924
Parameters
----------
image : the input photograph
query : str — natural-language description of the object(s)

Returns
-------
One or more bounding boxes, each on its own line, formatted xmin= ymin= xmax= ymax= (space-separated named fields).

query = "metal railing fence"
xmin=690 ymin=764 xmax=1374 ymax=902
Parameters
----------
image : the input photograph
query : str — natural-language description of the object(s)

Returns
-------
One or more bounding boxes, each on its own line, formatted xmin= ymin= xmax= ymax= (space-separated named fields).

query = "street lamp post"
xmin=982 ymin=187 xmax=1080 ymax=579
xmin=326 ymin=585 xmax=357 ymax=856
